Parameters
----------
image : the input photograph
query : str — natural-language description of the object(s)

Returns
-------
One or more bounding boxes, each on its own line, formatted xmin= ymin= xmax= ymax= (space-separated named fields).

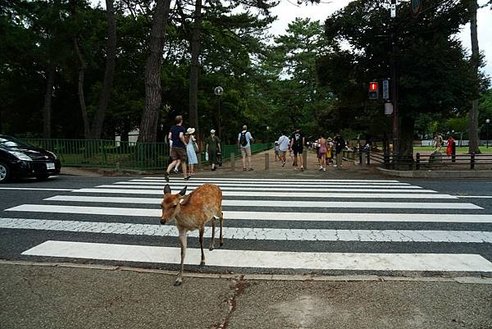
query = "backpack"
xmin=240 ymin=132 xmax=248 ymax=147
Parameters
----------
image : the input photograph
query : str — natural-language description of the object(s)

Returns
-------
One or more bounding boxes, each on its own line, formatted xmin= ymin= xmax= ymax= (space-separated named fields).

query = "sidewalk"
xmin=4 ymin=150 xmax=492 ymax=328
xmin=1 ymin=261 xmax=491 ymax=329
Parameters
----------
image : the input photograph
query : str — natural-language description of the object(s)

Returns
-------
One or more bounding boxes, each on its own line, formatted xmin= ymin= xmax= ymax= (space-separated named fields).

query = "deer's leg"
xmin=209 ymin=217 xmax=216 ymax=251
xmin=199 ymin=226 xmax=205 ymax=266
xmin=175 ymin=229 xmax=187 ymax=286
xmin=219 ymin=211 xmax=224 ymax=246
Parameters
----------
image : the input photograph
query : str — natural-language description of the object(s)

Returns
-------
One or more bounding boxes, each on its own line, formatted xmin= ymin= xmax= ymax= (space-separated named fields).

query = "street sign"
xmin=382 ymin=79 xmax=390 ymax=100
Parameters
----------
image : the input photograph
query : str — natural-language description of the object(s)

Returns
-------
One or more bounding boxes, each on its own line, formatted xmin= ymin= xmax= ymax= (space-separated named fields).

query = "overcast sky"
xmin=271 ymin=0 xmax=492 ymax=77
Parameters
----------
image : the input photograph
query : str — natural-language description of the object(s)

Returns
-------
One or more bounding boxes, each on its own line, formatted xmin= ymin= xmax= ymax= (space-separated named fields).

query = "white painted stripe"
xmin=6 ymin=205 xmax=492 ymax=223
xmin=40 ymin=195 xmax=483 ymax=209
xmin=0 ymin=187 xmax=74 ymax=192
xmin=73 ymin=188 xmax=455 ymax=199
xmin=102 ymin=185 xmax=433 ymax=193
xmin=22 ymin=240 xmax=492 ymax=272
xmin=140 ymin=177 xmax=404 ymax=183
xmin=119 ymin=181 xmax=417 ymax=188
xmin=457 ymin=195 xmax=492 ymax=199
xmin=115 ymin=181 xmax=422 ymax=188
xmin=2 ymin=218 xmax=491 ymax=243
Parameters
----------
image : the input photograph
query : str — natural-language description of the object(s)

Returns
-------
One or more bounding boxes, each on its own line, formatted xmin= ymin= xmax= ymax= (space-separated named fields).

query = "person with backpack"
xmin=290 ymin=127 xmax=305 ymax=171
xmin=205 ymin=129 xmax=221 ymax=171
xmin=238 ymin=125 xmax=254 ymax=171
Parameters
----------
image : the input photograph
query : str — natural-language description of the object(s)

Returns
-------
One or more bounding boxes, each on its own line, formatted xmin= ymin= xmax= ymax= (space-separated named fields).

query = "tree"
xmin=317 ymin=0 xmax=480 ymax=159
xmin=138 ymin=0 xmax=172 ymax=143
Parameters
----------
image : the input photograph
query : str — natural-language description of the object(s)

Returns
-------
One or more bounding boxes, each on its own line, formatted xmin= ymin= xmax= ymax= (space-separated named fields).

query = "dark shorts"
xmin=292 ymin=147 xmax=303 ymax=156
xmin=170 ymin=147 xmax=187 ymax=161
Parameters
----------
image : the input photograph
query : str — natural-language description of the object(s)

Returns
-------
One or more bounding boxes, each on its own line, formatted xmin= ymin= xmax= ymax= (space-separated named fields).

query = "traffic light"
xmin=368 ymin=81 xmax=379 ymax=100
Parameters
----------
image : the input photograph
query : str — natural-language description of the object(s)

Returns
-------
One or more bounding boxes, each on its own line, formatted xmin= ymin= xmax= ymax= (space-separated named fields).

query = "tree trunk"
xmin=189 ymin=0 xmax=203 ymax=134
xmin=138 ymin=0 xmax=171 ymax=143
xmin=397 ymin=114 xmax=415 ymax=169
xmin=468 ymin=0 xmax=481 ymax=154
xmin=74 ymin=38 xmax=90 ymax=139
xmin=42 ymin=63 xmax=56 ymax=138
xmin=90 ymin=0 xmax=117 ymax=139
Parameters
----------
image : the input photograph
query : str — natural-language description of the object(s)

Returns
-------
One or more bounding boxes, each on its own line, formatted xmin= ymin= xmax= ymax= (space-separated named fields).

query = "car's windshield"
xmin=0 ymin=136 xmax=33 ymax=149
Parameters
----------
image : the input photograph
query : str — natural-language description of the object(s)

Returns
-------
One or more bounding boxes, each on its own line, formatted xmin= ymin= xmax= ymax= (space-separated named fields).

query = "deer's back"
xmin=177 ymin=184 xmax=222 ymax=230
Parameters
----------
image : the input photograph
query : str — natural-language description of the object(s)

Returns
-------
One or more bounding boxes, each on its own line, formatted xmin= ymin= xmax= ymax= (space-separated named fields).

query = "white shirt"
xmin=277 ymin=135 xmax=290 ymax=152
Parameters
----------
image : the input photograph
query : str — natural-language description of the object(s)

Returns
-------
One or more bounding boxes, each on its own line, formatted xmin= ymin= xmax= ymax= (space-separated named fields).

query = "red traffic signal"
xmin=368 ymin=81 xmax=379 ymax=100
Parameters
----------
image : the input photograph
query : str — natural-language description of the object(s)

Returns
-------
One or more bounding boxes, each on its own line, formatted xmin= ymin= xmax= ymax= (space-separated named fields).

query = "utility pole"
xmin=389 ymin=0 xmax=399 ymax=159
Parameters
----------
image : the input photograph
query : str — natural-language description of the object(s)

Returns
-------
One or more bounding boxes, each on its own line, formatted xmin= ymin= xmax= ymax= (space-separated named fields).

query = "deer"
xmin=160 ymin=183 xmax=224 ymax=286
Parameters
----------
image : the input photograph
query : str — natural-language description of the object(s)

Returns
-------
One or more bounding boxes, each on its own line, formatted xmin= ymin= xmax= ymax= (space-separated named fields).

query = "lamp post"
xmin=214 ymin=86 xmax=223 ymax=138
xmin=486 ymin=118 xmax=490 ymax=148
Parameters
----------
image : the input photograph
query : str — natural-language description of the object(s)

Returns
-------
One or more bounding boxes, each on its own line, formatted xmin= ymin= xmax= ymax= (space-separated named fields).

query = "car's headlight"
xmin=10 ymin=151 xmax=32 ymax=161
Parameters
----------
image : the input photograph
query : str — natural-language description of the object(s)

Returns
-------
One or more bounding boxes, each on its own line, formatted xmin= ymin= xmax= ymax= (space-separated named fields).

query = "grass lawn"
xmin=413 ymin=146 xmax=492 ymax=154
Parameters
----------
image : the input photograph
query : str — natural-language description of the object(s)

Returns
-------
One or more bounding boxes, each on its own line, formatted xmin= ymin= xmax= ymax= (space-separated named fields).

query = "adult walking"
xmin=205 ymin=129 xmax=221 ymax=171
xmin=277 ymin=132 xmax=290 ymax=167
xmin=238 ymin=125 xmax=254 ymax=171
xmin=165 ymin=115 xmax=188 ymax=181
xmin=290 ymin=127 xmax=305 ymax=171
xmin=334 ymin=133 xmax=345 ymax=168
xmin=185 ymin=128 xmax=198 ymax=177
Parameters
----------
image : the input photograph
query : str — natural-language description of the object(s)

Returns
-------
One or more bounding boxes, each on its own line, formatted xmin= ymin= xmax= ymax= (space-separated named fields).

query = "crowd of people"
xmin=164 ymin=114 xmax=354 ymax=180
xmin=274 ymin=129 xmax=347 ymax=171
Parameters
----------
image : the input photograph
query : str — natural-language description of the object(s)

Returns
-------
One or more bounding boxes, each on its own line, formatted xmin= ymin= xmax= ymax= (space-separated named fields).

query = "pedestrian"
xmin=326 ymin=137 xmax=333 ymax=165
xmin=165 ymin=115 xmax=188 ymax=181
xmin=433 ymin=132 xmax=443 ymax=152
xmin=446 ymin=135 xmax=456 ymax=162
xmin=238 ymin=125 xmax=254 ymax=171
xmin=277 ymin=132 xmax=290 ymax=167
xmin=290 ymin=127 xmax=305 ymax=171
xmin=185 ymin=127 xmax=198 ymax=176
xmin=274 ymin=142 xmax=280 ymax=161
xmin=334 ymin=133 xmax=345 ymax=168
xmin=205 ymin=129 xmax=221 ymax=171
xmin=317 ymin=135 xmax=328 ymax=171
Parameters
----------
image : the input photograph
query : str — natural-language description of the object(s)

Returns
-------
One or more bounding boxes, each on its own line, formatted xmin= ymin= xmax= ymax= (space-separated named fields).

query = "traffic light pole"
xmin=390 ymin=0 xmax=399 ymax=159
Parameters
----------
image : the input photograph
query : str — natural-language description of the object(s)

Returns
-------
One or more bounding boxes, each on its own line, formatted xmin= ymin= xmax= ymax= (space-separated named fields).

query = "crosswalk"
xmin=2 ymin=177 xmax=492 ymax=275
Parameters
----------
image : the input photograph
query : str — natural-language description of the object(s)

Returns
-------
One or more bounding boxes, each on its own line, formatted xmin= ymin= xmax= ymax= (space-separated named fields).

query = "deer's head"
xmin=160 ymin=184 xmax=187 ymax=224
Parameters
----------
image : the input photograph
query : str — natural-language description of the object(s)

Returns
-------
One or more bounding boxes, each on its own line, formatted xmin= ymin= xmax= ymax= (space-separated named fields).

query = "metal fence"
xmin=24 ymin=138 xmax=273 ymax=170
xmin=366 ymin=150 xmax=492 ymax=170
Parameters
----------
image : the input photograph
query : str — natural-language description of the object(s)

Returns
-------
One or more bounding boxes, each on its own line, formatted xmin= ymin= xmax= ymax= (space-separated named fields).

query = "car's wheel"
xmin=0 ymin=162 xmax=11 ymax=183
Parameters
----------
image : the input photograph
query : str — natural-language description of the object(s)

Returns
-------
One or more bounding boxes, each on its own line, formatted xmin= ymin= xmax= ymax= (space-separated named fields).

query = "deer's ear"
xmin=164 ymin=184 xmax=171 ymax=195
xmin=180 ymin=194 xmax=191 ymax=205
xmin=179 ymin=186 xmax=187 ymax=196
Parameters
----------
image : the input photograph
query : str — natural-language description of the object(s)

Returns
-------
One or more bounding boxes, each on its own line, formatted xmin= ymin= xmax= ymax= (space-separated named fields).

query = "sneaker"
xmin=184 ymin=176 xmax=191 ymax=180
xmin=300 ymin=166 xmax=304 ymax=171
xmin=173 ymin=168 xmax=179 ymax=174
xmin=282 ymin=161 xmax=286 ymax=167
xmin=248 ymin=168 xmax=254 ymax=171
xmin=323 ymin=168 xmax=326 ymax=172
xmin=164 ymin=172 xmax=169 ymax=182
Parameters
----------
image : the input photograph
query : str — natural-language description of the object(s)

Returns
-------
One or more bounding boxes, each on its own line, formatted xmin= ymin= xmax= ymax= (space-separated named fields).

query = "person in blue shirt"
xmin=165 ymin=115 xmax=188 ymax=181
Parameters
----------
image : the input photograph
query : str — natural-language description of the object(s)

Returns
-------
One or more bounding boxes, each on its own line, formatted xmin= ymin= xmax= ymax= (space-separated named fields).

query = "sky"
xmin=270 ymin=0 xmax=492 ymax=77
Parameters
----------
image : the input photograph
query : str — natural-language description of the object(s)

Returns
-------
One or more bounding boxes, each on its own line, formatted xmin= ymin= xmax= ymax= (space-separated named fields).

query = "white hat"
xmin=186 ymin=127 xmax=195 ymax=135
xmin=210 ymin=129 xmax=216 ymax=134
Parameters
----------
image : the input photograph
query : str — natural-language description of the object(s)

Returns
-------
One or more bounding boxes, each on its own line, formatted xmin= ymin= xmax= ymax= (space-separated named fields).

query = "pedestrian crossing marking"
xmin=28 ymin=195 xmax=484 ymax=209
xmin=2 ymin=217 xmax=491 ymax=243
xmin=22 ymin=240 xmax=492 ymax=272
xmin=4 ymin=177 xmax=491 ymax=274
xmin=5 ymin=205 xmax=492 ymax=223
xmin=71 ymin=188 xmax=456 ymax=199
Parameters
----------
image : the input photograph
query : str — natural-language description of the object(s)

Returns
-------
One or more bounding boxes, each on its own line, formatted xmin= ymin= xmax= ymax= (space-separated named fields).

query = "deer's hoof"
xmin=200 ymin=260 xmax=205 ymax=266
xmin=209 ymin=246 xmax=214 ymax=251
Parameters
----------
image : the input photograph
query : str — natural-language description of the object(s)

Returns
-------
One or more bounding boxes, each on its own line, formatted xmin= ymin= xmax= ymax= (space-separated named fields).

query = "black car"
xmin=0 ymin=135 xmax=61 ymax=183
